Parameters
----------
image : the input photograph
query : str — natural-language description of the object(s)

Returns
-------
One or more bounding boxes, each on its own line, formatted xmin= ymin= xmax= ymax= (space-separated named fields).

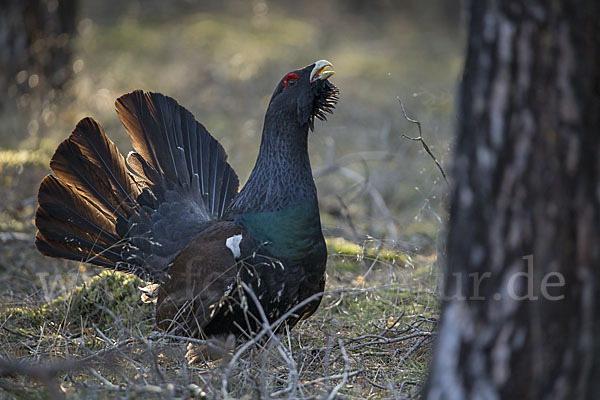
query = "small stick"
xmin=398 ymin=97 xmax=448 ymax=184
xmin=327 ymin=339 xmax=350 ymax=400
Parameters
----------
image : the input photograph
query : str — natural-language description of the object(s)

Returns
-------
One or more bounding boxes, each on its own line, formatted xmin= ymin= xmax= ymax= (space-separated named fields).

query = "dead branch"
xmin=397 ymin=97 xmax=448 ymax=184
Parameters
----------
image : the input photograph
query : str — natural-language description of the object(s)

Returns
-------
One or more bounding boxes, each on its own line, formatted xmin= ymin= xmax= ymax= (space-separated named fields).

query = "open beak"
xmin=310 ymin=60 xmax=335 ymax=82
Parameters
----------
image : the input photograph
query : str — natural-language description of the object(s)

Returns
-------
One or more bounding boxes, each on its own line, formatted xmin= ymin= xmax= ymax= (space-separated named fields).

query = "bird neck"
xmin=229 ymin=118 xmax=317 ymax=214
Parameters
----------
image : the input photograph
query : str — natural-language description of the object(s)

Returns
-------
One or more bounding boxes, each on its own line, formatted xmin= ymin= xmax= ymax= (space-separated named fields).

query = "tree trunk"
xmin=425 ymin=1 xmax=600 ymax=399
xmin=0 ymin=0 xmax=77 ymax=109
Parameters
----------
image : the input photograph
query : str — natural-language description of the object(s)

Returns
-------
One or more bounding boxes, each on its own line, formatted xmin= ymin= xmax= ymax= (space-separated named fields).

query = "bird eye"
xmin=283 ymin=73 xmax=300 ymax=89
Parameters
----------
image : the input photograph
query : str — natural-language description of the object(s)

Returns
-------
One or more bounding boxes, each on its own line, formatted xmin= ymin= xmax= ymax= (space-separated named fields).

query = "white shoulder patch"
xmin=225 ymin=234 xmax=243 ymax=259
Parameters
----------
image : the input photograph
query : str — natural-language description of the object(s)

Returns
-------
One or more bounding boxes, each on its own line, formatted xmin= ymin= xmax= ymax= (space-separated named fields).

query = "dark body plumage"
xmin=35 ymin=61 xmax=338 ymax=339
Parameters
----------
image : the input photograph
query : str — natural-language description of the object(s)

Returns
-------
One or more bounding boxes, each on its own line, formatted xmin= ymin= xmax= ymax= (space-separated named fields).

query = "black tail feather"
xmin=38 ymin=175 xmax=120 ymax=245
xmin=126 ymin=151 xmax=159 ymax=186
xmin=35 ymin=119 xmax=140 ymax=272
xmin=116 ymin=90 xmax=239 ymax=218
xmin=49 ymin=118 xmax=141 ymax=219
xmin=35 ymin=232 xmax=116 ymax=268
xmin=36 ymin=179 xmax=125 ymax=268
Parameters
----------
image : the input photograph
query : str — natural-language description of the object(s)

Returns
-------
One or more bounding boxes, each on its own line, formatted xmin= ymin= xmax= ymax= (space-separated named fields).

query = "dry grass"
xmin=0 ymin=1 xmax=457 ymax=398
xmin=0 ymin=107 xmax=443 ymax=400
xmin=0 ymin=139 xmax=440 ymax=400
xmin=0 ymin=244 xmax=438 ymax=399
xmin=0 ymin=158 xmax=439 ymax=398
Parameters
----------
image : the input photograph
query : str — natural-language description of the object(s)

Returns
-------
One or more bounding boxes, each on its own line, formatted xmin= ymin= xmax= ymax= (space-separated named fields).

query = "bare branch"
xmin=397 ymin=97 xmax=448 ymax=184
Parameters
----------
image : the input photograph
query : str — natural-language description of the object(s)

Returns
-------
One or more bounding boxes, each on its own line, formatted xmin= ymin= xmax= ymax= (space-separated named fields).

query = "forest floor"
xmin=0 ymin=153 xmax=439 ymax=399
xmin=0 ymin=1 xmax=457 ymax=398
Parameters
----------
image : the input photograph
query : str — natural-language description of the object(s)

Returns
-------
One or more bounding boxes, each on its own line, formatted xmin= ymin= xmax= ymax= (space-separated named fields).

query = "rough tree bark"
xmin=425 ymin=1 xmax=600 ymax=399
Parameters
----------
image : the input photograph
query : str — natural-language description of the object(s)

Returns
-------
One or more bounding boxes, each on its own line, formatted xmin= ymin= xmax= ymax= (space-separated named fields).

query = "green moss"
xmin=0 ymin=271 xmax=153 ymax=346
xmin=326 ymin=237 xmax=410 ymax=264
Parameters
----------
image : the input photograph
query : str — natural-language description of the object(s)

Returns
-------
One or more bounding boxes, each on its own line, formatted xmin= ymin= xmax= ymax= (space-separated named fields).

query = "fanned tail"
xmin=35 ymin=91 xmax=240 ymax=282
xmin=116 ymin=90 xmax=239 ymax=217
xmin=35 ymin=118 xmax=144 ymax=275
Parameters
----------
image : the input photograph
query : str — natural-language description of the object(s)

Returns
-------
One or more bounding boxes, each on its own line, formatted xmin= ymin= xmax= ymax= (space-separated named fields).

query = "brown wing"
xmin=155 ymin=221 xmax=242 ymax=337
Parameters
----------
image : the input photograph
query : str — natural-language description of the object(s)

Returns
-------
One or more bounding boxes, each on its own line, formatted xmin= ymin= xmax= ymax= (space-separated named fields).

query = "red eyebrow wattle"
xmin=283 ymin=73 xmax=300 ymax=88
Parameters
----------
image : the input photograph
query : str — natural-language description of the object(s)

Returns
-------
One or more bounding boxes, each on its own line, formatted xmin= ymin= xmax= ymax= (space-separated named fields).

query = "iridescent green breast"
xmin=235 ymin=202 xmax=326 ymax=265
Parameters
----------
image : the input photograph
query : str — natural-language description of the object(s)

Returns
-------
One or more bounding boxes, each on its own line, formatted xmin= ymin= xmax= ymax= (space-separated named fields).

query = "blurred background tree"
xmin=0 ymin=0 xmax=77 ymax=149
xmin=0 ymin=0 xmax=77 ymax=105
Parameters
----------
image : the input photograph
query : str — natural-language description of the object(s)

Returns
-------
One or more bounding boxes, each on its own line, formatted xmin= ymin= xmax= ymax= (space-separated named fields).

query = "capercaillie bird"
xmin=35 ymin=60 xmax=339 ymax=340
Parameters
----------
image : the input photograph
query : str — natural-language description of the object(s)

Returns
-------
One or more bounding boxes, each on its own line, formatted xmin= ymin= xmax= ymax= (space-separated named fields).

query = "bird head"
xmin=267 ymin=60 xmax=339 ymax=131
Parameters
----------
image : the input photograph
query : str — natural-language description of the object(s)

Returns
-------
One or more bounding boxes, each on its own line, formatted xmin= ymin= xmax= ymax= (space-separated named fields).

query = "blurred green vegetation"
xmin=1 ymin=0 xmax=462 ymax=250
